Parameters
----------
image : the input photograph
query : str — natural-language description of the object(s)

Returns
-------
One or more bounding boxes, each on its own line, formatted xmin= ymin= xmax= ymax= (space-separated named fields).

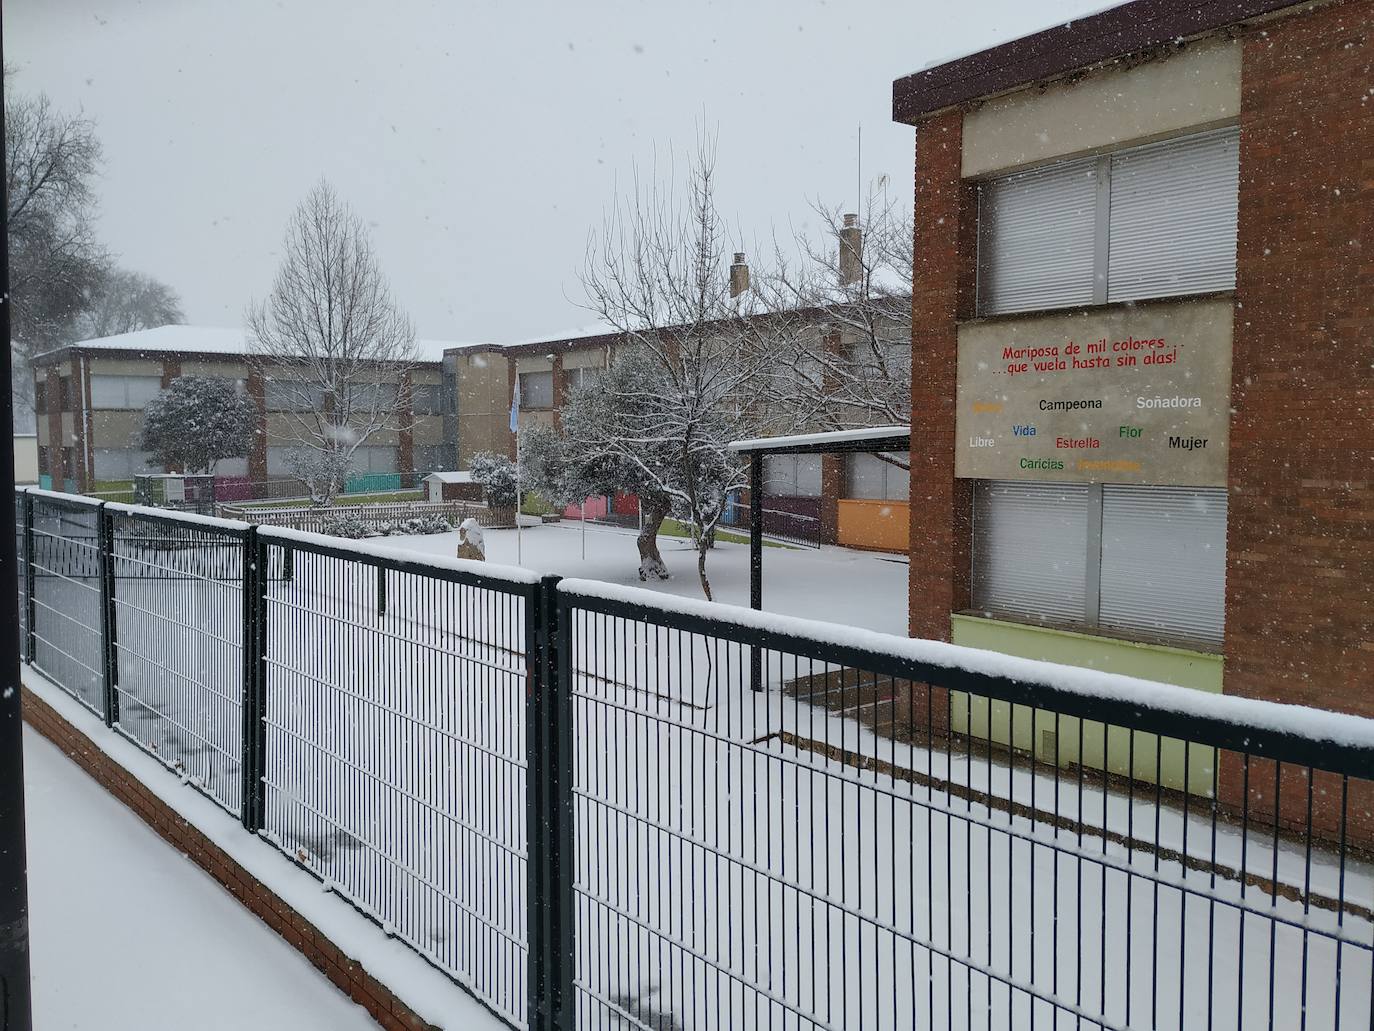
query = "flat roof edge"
xmin=891 ymin=0 xmax=1307 ymax=125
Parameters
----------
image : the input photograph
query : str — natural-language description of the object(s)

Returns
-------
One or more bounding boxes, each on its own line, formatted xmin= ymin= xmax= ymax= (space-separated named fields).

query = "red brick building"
xmin=894 ymin=0 xmax=1373 ymax=716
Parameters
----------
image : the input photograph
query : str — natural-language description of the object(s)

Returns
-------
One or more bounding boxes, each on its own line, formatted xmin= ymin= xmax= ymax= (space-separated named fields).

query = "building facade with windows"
xmin=31 ymin=325 xmax=452 ymax=493
xmin=444 ymin=318 xmax=916 ymax=551
xmin=894 ymin=0 xmax=1372 ymax=714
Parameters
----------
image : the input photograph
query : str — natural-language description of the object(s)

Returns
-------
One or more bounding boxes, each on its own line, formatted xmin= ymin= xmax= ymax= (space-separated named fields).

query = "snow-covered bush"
xmin=140 ymin=376 xmax=256 ymax=475
xmin=384 ymin=515 xmax=452 ymax=536
xmin=318 ymin=513 xmax=372 ymax=538
xmin=468 ymin=451 xmax=518 ymax=508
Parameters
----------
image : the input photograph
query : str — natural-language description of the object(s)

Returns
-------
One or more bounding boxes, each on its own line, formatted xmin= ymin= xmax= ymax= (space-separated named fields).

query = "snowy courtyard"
xmin=384 ymin=520 xmax=911 ymax=634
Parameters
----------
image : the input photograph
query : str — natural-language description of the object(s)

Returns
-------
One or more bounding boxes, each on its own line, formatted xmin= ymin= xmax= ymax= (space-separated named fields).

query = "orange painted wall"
xmin=836 ymin=499 xmax=910 ymax=553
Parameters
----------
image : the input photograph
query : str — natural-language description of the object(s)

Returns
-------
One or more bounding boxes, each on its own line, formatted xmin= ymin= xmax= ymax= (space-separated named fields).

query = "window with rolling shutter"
xmin=977 ymin=126 xmax=1240 ymax=316
xmin=977 ymin=158 xmax=1098 ymax=316
xmin=971 ymin=480 xmax=1228 ymax=649
xmin=972 ymin=481 xmax=1090 ymax=626
xmin=1098 ymin=484 xmax=1227 ymax=646
xmin=1106 ymin=128 xmax=1240 ymax=303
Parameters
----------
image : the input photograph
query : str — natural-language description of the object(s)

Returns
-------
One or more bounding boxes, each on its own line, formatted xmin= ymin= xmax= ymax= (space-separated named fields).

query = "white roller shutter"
xmin=972 ymin=481 xmax=1090 ymax=626
xmin=1106 ymin=127 xmax=1240 ymax=303
xmin=1098 ymin=485 xmax=1227 ymax=646
xmin=978 ymin=158 xmax=1098 ymax=316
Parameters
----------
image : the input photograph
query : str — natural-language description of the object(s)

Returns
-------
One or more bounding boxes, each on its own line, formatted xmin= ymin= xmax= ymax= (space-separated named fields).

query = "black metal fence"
xmin=721 ymin=492 xmax=823 ymax=549
xmin=15 ymin=486 xmax=1374 ymax=1031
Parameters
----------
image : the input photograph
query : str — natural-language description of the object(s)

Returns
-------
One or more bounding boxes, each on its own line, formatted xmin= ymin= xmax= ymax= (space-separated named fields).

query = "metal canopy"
xmin=730 ymin=426 xmax=912 ymax=646
xmin=727 ymin=425 xmax=911 ymax=457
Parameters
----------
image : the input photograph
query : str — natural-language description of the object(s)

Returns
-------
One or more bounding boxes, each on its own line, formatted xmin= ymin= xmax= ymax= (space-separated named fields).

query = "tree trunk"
xmin=696 ymin=540 xmax=713 ymax=601
xmin=637 ymin=497 xmax=671 ymax=581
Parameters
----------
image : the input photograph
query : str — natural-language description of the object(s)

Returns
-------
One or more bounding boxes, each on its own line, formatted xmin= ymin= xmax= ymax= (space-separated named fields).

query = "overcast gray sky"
xmin=6 ymin=0 xmax=1110 ymax=344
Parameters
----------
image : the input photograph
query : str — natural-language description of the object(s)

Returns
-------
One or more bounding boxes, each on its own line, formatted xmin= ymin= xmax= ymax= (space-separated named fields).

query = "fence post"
xmin=240 ymin=528 xmax=269 ymax=831
xmin=527 ymin=573 xmax=572 ymax=1031
xmin=22 ymin=491 xmax=35 ymax=664
xmin=377 ymin=565 xmax=387 ymax=617
xmin=550 ymin=577 xmax=575 ymax=1031
xmin=97 ymin=504 xmax=119 ymax=728
xmin=525 ymin=579 xmax=545 ymax=1031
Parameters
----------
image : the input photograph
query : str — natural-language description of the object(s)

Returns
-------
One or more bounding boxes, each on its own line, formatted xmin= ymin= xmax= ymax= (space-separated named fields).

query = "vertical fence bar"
xmin=22 ymin=490 xmax=35 ymax=664
xmin=749 ymin=453 xmax=763 ymax=693
xmin=239 ymin=527 xmax=258 ymax=829
xmin=97 ymin=504 xmax=119 ymax=728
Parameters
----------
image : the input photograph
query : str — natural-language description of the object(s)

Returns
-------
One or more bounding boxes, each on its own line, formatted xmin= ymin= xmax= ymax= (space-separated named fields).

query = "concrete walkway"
xmin=23 ymin=726 xmax=379 ymax=1030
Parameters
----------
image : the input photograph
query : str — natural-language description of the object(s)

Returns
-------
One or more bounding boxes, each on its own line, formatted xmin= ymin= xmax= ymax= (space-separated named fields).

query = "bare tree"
xmin=5 ymin=78 xmax=107 ymax=426
xmin=578 ymin=138 xmax=775 ymax=599
xmin=754 ymin=184 xmax=913 ymax=466
xmin=246 ymin=181 xmax=417 ymax=505
xmin=81 ymin=268 xmax=184 ymax=338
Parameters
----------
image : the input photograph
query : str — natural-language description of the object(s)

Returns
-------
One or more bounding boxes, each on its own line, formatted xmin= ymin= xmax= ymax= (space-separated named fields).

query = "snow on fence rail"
xmin=13 ymin=485 xmax=1374 ymax=1031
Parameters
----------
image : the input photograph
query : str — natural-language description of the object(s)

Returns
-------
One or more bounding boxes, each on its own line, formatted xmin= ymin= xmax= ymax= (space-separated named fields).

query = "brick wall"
xmin=1225 ymin=0 xmax=1374 ymax=715
xmin=44 ymin=369 xmax=65 ymax=487
xmin=907 ymin=108 xmax=973 ymax=642
xmin=22 ymin=686 xmax=442 ymax=1031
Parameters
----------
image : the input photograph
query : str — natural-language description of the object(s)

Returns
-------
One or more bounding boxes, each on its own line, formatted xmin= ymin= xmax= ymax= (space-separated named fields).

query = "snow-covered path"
xmin=23 ymin=726 xmax=379 ymax=1030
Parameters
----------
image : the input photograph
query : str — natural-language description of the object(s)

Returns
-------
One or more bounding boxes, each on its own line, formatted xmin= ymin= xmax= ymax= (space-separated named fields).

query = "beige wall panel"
xmin=962 ymin=37 xmax=1240 ymax=177
xmin=516 ymin=355 xmax=554 ymax=374
xmin=86 ymin=358 xmax=162 ymax=377
xmin=956 ymin=297 xmax=1233 ymax=486
xmin=457 ymin=415 xmax=510 ymax=466
xmin=563 ymin=345 xmax=610 ymax=370
xmin=92 ymin=411 xmax=145 ymax=447
xmin=180 ymin=360 xmax=248 ymax=379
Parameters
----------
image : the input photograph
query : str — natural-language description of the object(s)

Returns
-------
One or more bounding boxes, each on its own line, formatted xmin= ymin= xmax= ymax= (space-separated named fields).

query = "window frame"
xmin=975 ymin=125 xmax=1240 ymax=317
xmin=970 ymin=479 xmax=1228 ymax=650
xmin=519 ymin=370 xmax=554 ymax=410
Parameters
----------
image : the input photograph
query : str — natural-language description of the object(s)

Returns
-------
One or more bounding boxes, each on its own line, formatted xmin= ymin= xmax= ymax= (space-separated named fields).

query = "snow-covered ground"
xmin=384 ymin=521 xmax=910 ymax=634
xmin=23 ymin=726 xmax=378 ymax=1031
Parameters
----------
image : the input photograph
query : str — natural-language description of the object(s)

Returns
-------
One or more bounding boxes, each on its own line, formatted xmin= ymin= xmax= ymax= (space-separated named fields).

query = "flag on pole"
xmin=509 ymin=377 xmax=521 ymax=433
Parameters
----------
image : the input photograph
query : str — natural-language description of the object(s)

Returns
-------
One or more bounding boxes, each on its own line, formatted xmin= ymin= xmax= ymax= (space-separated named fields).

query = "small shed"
xmin=424 ymin=471 xmax=483 ymax=503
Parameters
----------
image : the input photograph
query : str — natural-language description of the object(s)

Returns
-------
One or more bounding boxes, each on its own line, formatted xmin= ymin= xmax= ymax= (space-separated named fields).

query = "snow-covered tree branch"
xmin=752 ymin=184 xmax=913 ymax=467
xmin=575 ymin=138 xmax=776 ymax=599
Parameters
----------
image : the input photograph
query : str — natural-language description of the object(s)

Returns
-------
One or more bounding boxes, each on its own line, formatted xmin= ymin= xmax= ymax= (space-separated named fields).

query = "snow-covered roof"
xmin=500 ymin=323 xmax=619 ymax=348
xmin=728 ymin=425 xmax=911 ymax=453
xmin=424 ymin=471 xmax=474 ymax=483
xmin=41 ymin=325 xmax=467 ymax=364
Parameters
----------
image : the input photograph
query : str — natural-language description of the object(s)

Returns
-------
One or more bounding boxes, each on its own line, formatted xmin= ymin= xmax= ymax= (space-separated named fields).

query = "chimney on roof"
xmin=729 ymin=252 xmax=750 ymax=298
xmin=838 ymin=213 xmax=862 ymax=287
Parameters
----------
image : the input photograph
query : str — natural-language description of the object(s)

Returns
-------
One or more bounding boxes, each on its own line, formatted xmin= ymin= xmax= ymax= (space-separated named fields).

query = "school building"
xmin=30 ymin=326 xmax=454 ymax=494
xmin=893 ymin=0 xmax=1373 ymax=715
xmin=442 ymin=311 xmax=914 ymax=551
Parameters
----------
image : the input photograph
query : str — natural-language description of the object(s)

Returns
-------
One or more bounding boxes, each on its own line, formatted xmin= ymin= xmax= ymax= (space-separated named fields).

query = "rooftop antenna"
xmin=856 ymin=122 xmax=862 ymax=213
